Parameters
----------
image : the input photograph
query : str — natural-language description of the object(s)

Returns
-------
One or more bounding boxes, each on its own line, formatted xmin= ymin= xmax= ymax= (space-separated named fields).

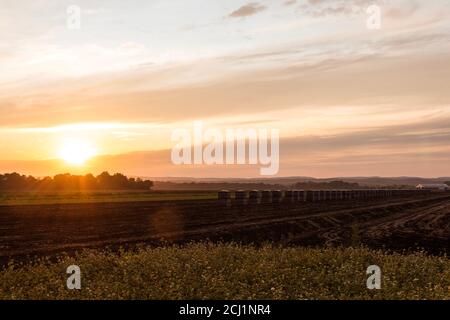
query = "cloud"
xmin=299 ymin=0 xmax=424 ymax=20
xmin=282 ymin=117 xmax=450 ymax=156
xmin=284 ymin=0 xmax=297 ymax=6
xmin=300 ymin=0 xmax=382 ymax=17
xmin=229 ymin=2 xmax=267 ymax=18
xmin=4 ymin=116 xmax=450 ymax=178
xmin=1 ymin=48 xmax=450 ymax=128
xmin=384 ymin=1 xmax=419 ymax=19
xmin=275 ymin=117 xmax=450 ymax=177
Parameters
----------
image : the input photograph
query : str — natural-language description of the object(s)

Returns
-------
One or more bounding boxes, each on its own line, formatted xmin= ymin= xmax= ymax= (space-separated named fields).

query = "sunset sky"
xmin=1 ymin=0 xmax=450 ymax=178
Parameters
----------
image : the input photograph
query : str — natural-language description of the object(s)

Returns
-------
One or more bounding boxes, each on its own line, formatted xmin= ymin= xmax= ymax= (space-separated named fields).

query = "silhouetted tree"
xmin=0 ymin=172 xmax=153 ymax=191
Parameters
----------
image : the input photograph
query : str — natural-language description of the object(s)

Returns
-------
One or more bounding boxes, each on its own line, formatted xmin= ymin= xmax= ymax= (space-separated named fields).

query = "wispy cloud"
xmin=1 ymin=49 xmax=450 ymax=128
xmin=299 ymin=0 xmax=380 ymax=17
xmin=229 ymin=2 xmax=267 ymax=18
xmin=284 ymin=0 xmax=297 ymax=6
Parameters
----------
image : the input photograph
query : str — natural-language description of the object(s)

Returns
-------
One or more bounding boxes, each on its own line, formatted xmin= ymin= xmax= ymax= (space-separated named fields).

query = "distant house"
xmin=416 ymin=183 xmax=449 ymax=191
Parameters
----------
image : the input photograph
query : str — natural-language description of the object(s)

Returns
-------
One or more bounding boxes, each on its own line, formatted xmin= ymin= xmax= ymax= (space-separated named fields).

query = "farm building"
xmin=416 ymin=184 xmax=449 ymax=191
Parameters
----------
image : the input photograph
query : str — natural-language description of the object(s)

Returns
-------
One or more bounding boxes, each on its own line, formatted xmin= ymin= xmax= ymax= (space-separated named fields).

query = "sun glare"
xmin=58 ymin=139 xmax=97 ymax=165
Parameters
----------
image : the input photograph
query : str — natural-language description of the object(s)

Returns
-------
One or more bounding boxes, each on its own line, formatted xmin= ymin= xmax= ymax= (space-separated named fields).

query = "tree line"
xmin=292 ymin=180 xmax=363 ymax=190
xmin=0 ymin=172 xmax=153 ymax=191
xmin=152 ymin=180 xmax=363 ymax=191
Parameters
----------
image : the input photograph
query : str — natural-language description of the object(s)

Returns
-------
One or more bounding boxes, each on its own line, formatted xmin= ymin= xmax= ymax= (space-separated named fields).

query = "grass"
xmin=0 ymin=191 xmax=216 ymax=206
xmin=1 ymin=243 xmax=449 ymax=300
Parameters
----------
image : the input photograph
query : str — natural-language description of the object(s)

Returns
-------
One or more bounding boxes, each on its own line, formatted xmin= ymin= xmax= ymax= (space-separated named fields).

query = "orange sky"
xmin=1 ymin=0 xmax=450 ymax=178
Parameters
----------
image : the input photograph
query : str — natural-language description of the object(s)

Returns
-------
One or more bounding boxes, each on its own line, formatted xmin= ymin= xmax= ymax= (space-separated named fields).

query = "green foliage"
xmin=1 ymin=243 xmax=449 ymax=300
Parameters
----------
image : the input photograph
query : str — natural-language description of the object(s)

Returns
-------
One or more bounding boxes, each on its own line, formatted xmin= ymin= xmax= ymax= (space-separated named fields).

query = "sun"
xmin=58 ymin=139 xmax=97 ymax=166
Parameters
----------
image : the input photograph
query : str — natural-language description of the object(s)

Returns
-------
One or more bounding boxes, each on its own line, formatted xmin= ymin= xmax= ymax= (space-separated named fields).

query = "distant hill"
xmin=148 ymin=176 xmax=450 ymax=188
xmin=152 ymin=180 xmax=361 ymax=191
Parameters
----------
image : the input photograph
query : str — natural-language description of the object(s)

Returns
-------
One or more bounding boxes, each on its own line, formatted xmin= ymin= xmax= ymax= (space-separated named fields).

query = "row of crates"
xmin=218 ymin=189 xmax=430 ymax=203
